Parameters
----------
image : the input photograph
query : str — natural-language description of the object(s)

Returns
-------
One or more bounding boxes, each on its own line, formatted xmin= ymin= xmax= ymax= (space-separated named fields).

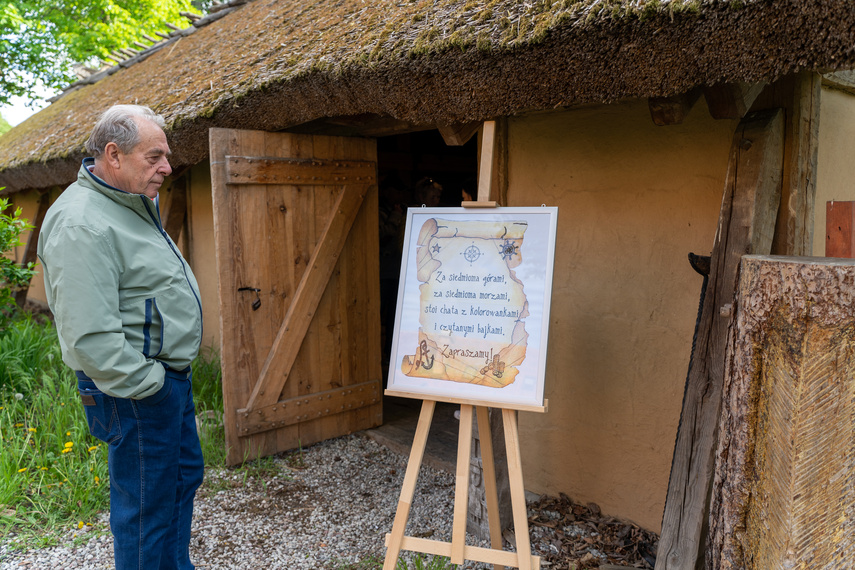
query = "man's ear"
xmin=103 ymin=142 xmax=122 ymax=169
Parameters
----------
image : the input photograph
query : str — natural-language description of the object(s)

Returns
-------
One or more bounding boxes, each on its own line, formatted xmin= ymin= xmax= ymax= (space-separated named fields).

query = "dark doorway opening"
xmin=369 ymin=128 xmax=478 ymax=470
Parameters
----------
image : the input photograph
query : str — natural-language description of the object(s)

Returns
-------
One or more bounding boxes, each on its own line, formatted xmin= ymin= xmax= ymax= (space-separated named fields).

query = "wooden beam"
xmin=14 ymin=189 xmax=52 ymax=307
xmin=708 ymin=256 xmax=855 ymax=568
xmin=225 ymin=156 xmax=376 ymax=186
xmin=438 ymin=122 xmax=481 ymax=146
xmin=236 ymin=380 xmax=381 ymax=436
xmin=821 ymin=70 xmax=855 ymax=96
xmin=648 ymin=89 xmax=702 ymax=126
xmin=477 ymin=121 xmax=496 ymax=203
xmin=162 ymin=175 xmax=188 ymax=241
xmin=656 ymin=108 xmax=784 ymax=570
xmin=243 ymin=182 xmax=371 ymax=411
xmin=826 ymin=201 xmax=855 ymax=257
xmin=771 ymin=72 xmax=822 ymax=256
xmin=703 ymin=82 xmax=766 ymax=120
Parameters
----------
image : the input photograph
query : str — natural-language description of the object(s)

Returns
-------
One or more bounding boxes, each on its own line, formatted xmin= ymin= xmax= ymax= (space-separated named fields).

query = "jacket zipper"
xmin=141 ymin=196 xmax=204 ymax=339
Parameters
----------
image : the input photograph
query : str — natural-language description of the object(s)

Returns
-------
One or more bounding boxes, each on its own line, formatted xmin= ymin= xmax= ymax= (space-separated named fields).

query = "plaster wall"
xmin=508 ymin=99 xmax=736 ymax=532
xmin=186 ymin=161 xmax=221 ymax=351
xmin=813 ymin=87 xmax=855 ymax=256
xmin=8 ymin=189 xmax=47 ymax=304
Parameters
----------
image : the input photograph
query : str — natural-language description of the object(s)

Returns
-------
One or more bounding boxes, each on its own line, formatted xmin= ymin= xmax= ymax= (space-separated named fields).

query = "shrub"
xmin=0 ymin=196 xmax=36 ymax=333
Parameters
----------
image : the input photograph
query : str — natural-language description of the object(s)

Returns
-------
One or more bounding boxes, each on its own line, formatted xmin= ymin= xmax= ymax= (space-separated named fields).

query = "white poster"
xmin=386 ymin=207 xmax=557 ymax=410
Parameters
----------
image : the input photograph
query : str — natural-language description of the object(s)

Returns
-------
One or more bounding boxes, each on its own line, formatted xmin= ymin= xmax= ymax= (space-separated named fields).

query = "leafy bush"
xmin=0 ymin=196 xmax=36 ymax=333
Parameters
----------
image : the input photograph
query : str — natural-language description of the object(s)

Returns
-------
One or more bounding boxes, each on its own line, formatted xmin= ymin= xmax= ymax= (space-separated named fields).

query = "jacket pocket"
xmin=77 ymin=378 xmax=122 ymax=444
xmin=142 ymin=297 xmax=165 ymax=358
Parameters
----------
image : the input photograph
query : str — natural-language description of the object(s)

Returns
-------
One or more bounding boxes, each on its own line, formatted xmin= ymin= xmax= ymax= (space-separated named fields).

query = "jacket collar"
xmin=78 ymin=158 xmax=159 ymax=219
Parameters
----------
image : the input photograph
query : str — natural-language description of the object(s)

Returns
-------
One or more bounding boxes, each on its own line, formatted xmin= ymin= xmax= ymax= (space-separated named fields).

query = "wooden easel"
xmin=383 ymin=398 xmax=545 ymax=569
xmin=384 ymin=120 xmax=544 ymax=569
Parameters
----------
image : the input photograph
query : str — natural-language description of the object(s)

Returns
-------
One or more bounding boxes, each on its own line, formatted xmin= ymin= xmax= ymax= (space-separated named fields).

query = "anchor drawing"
xmin=414 ymin=339 xmax=434 ymax=370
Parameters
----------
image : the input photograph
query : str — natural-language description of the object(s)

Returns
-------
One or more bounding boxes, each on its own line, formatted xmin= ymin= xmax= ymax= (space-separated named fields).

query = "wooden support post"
xmin=162 ymin=174 xmax=188 ymax=241
xmin=438 ymin=121 xmax=481 ymax=147
xmin=656 ymin=109 xmax=785 ymax=570
xmin=771 ymin=72 xmax=821 ymax=256
xmin=708 ymin=256 xmax=855 ymax=568
xmin=648 ymin=88 xmax=702 ymax=126
xmin=703 ymin=82 xmax=766 ymax=120
xmin=14 ymin=189 xmax=51 ymax=307
xmin=825 ymin=201 xmax=855 ymax=258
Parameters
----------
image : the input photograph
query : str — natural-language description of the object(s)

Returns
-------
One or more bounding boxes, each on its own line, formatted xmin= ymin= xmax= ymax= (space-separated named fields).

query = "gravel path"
xmin=0 ymin=434 xmax=656 ymax=569
xmin=1 ymin=435 xmax=494 ymax=569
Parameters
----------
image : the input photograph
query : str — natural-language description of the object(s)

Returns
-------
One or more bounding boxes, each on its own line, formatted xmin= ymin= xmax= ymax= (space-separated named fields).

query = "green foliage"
xmin=0 ymin=315 xmax=110 ymax=546
xmin=0 ymin=196 xmax=35 ymax=333
xmin=0 ymin=112 xmax=11 ymax=135
xmin=191 ymin=345 xmax=226 ymax=467
xmin=0 ymin=0 xmax=202 ymax=107
xmin=0 ymin=317 xmax=227 ymax=545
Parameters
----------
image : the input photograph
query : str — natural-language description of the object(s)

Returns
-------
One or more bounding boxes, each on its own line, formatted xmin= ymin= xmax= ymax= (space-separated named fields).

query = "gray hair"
xmin=85 ymin=105 xmax=166 ymax=157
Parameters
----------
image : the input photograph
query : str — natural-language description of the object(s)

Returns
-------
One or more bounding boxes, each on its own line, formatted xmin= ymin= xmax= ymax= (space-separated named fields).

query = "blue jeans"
xmin=77 ymin=366 xmax=204 ymax=570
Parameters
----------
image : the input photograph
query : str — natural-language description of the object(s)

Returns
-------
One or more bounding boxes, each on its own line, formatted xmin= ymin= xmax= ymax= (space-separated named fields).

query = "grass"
xmin=0 ymin=314 xmax=228 ymax=547
xmin=0 ymin=315 xmax=109 ymax=547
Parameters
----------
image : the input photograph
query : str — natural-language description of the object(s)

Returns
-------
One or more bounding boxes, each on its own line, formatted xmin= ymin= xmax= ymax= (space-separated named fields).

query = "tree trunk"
xmin=708 ymin=255 xmax=855 ymax=569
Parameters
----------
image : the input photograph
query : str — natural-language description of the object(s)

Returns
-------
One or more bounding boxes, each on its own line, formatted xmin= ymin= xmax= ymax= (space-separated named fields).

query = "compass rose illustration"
xmin=462 ymin=243 xmax=481 ymax=264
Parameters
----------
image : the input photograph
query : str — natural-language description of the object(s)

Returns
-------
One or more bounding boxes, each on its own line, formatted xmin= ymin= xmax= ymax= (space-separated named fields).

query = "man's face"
xmin=113 ymin=119 xmax=172 ymax=198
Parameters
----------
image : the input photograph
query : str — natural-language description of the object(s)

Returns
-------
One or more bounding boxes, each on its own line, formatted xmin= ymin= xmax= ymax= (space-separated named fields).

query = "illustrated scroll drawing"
xmin=401 ymin=218 xmax=529 ymax=388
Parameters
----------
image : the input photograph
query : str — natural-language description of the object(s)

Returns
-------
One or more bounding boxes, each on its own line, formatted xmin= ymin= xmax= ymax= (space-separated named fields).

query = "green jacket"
xmin=37 ymin=159 xmax=203 ymax=399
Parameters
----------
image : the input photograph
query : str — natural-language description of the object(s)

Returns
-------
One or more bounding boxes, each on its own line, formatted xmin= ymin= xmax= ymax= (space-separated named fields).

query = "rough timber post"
xmin=656 ymin=109 xmax=784 ymax=569
xmin=708 ymin=255 xmax=855 ymax=569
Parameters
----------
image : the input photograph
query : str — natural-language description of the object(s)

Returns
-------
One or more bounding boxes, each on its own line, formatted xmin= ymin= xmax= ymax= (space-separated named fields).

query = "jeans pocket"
xmin=137 ymin=375 xmax=173 ymax=407
xmin=77 ymin=380 xmax=122 ymax=444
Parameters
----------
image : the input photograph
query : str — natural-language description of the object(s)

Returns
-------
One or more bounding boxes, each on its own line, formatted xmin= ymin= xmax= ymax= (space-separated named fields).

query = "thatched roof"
xmin=1 ymin=0 xmax=854 ymax=193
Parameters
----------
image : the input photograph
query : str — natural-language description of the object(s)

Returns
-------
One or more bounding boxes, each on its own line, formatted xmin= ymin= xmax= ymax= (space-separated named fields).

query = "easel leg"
xmin=384 ymin=399 xmax=436 ymax=570
xmin=476 ymin=406 xmax=506 ymax=570
xmin=503 ymin=409 xmax=533 ymax=570
xmin=452 ymin=404 xmax=474 ymax=565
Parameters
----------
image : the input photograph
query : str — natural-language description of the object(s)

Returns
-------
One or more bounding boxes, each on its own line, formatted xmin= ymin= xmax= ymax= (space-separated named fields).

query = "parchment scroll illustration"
xmin=401 ymin=218 xmax=529 ymax=388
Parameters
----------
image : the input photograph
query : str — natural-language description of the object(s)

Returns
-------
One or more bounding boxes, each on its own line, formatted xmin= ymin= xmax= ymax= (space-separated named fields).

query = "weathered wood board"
xmin=708 ymin=255 xmax=855 ymax=569
xmin=657 ymin=108 xmax=784 ymax=569
xmin=210 ymin=129 xmax=383 ymax=465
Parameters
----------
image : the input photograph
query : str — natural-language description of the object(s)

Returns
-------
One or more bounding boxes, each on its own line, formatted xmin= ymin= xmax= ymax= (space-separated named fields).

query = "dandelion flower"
xmin=61 ymin=448 xmax=72 ymax=454
xmin=28 ymin=427 xmax=36 ymax=432
xmin=17 ymin=467 xmax=27 ymax=473
xmin=14 ymin=423 xmax=23 ymax=427
xmin=40 ymin=467 xmax=48 ymax=471
xmin=64 ymin=441 xmax=73 ymax=448
xmin=77 ymin=521 xmax=84 ymax=529
xmin=14 ymin=393 xmax=23 ymax=401
xmin=88 ymin=446 xmax=98 ymax=452
xmin=66 ymin=431 xmax=71 ymax=436
xmin=94 ymin=476 xmax=100 ymax=483
xmin=60 ymin=403 xmax=65 ymax=406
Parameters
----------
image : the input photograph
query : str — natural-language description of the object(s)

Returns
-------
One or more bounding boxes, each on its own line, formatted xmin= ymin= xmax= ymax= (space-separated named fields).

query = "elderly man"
xmin=37 ymin=105 xmax=204 ymax=570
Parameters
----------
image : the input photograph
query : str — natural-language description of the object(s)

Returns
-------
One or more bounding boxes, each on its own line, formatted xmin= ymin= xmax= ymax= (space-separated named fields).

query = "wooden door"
xmin=210 ymin=128 xmax=382 ymax=465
